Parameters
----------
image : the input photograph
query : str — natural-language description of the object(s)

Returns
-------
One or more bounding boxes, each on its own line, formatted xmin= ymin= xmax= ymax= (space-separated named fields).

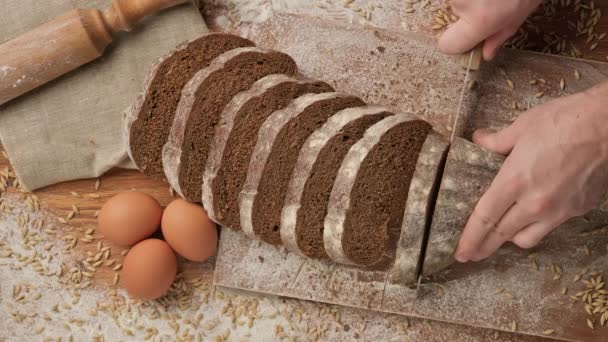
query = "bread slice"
xmin=126 ymin=33 xmax=254 ymax=179
xmin=201 ymin=75 xmax=333 ymax=226
xmin=422 ymin=137 xmax=504 ymax=278
xmin=390 ymin=132 xmax=449 ymax=284
xmin=163 ymin=47 xmax=298 ymax=201
xmin=323 ymin=114 xmax=431 ymax=267
xmin=239 ymin=92 xmax=364 ymax=243
xmin=280 ymin=106 xmax=393 ymax=259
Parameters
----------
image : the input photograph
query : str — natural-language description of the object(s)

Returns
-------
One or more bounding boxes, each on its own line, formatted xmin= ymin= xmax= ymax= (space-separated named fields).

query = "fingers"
xmin=438 ymin=18 xmax=488 ymax=55
xmin=439 ymin=0 xmax=542 ymax=58
xmin=510 ymin=220 xmax=560 ymax=249
xmin=482 ymin=27 xmax=518 ymax=61
xmin=447 ymin=0 xmax=472 ymax=17
xmin=473 ymin=123 xmax=522 ymax=155
xmin=474 ymin=103 xmax=541 ymax=155
xmin=454 ymin=165 xmax=521 ymax=262
xmin=510 ymin=222 xmax=548 ymax=249
xmin=469 ymin=203 xmax=536 ymax=261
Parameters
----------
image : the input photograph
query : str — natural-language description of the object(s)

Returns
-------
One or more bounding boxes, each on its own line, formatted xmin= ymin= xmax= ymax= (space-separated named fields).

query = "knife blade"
xmin=450 ymin=46 xmax=482 ymax=142
xmin=414 ymin=46 xmax=483 ymax=295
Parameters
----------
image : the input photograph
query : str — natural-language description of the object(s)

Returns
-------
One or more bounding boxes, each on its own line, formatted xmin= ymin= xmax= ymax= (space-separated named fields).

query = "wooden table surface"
xmin=3 ymin=1 xmax=608 ymax=340
xmin=0 ymin=149 xmax=214 ymax=288
xmin=0 ymin=141 xmax=550 ymax=342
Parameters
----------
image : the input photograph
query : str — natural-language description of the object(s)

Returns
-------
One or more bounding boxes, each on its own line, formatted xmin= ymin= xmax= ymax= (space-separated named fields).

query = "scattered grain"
xmin=543 ymin=329 xmax=555 ymax=335
xmin=530 ymin=258 xmax=539 ymax=271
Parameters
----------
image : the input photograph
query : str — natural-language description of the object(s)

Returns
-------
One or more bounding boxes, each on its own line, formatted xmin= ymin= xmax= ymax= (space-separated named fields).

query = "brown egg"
xmin=161 ymin=199 xmax=218 ymax=262
xmin=121 ymin=239 xmax=177 ymax=300
xmin=98 ymin=192 xmax=162 ymax=246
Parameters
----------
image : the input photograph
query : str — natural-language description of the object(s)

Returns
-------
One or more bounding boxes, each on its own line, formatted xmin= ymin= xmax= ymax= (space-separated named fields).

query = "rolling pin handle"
xmin=102 ymin=0 xmax=189 ymax=33
xmin=0 ymin=0 xmax=192 ymax=106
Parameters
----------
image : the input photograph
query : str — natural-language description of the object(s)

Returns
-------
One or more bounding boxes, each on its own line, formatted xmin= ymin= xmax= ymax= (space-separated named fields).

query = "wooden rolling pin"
xmin=0 ymin=0 xmax=193 ymax=106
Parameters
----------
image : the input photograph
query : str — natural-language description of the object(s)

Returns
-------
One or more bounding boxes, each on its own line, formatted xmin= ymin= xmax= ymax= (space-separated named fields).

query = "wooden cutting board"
xmin=213 ymin=14 xmax=608 ymax=342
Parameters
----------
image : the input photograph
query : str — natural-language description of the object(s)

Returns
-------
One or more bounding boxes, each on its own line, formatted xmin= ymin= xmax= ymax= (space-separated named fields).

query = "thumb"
xmin=473 ymin=125 xmax=520 ymax=155
xmin=438 ymin=19 xmax=488 ymax=55
xmin=482 ymin=26 xmax=518 ymax=61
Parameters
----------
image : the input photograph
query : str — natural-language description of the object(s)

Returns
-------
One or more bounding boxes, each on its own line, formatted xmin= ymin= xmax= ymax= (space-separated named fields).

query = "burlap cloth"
xmin=0 ymin=0 xmax=208 ymax=191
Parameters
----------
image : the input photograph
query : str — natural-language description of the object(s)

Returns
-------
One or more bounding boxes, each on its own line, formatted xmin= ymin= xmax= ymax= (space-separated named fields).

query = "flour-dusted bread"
xmin=389 ymin=132 xmax=449 ymax=284
xmin=201 ymin=75 xmax=333 ymax=225
xmin=323 ymin=114 xmax=432 ymax=267
xmin=280 ymin=106 xmax=393 ymax=259
xmin=163 ymin=47 xmax=298 ymax=201
xmin=422 ymin=137 xmax=504 ymax=277
xmin=126 ymin=33 xmax=254 ymax=179
xmin=239 ymin=92 xmax=365 ymax=244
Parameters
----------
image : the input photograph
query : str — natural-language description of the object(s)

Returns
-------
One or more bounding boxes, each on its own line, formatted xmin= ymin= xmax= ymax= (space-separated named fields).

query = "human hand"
xmin=454 ymin=82 xmax=608 ymax=262
xmin=438 ymin=0 xmax=542 ymax=60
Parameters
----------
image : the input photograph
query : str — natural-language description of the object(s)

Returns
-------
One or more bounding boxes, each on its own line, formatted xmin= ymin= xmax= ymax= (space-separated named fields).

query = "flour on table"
xmin=0 ymin=192 xmax=447 ymax=342
xmin=202 ymin=0 xmax=443 ymax=34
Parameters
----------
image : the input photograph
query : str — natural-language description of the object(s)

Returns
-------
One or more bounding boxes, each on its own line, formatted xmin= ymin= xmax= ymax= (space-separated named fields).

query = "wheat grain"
xmin=543 ymin=329 xmax=555 ymax=335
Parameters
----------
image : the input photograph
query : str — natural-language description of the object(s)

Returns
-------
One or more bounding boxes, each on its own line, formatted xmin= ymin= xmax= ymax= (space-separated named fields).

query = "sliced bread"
xmin=126 ymin=33 xmax=254 ymax=179
xmin=280 ymin=106 xmax=393 ymax=259
xmin=239 ymin=93 xmax=365 ymax=244
xmin=201 ymin=75 xmax=333 ymax=226
xmin=390 ymin=132 xmax=449 ymax=284
xmin=422 ymin=137 xmax=504 ymax=278
xmin=323 ymin=114 xmax=431 ymax=266
xmin=163 ymin=47 xmax=298 ymax=201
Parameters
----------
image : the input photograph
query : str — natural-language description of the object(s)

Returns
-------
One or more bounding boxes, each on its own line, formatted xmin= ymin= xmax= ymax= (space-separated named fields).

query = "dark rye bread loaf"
xmin=280 ymin=106 xmax=393 ymax=259
xmin=323 ymin=114 xmax=431 ymax=266
xmin=201 ymin=75 xmax=333 ymax=225
xmin=422 ymin=137 xmax=504 ymax=277
xmin=239 ymin=93 xmax=365 ymax=243
xmin=126 ymin=33 xmax=254 ymax=179
xmin=163 ymin=47 xmax=298 ymax=201
xmin=422 ymin=138 xmax=608 ymax=279
xmin=390 ymin=132 xmax=449 ymax=284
